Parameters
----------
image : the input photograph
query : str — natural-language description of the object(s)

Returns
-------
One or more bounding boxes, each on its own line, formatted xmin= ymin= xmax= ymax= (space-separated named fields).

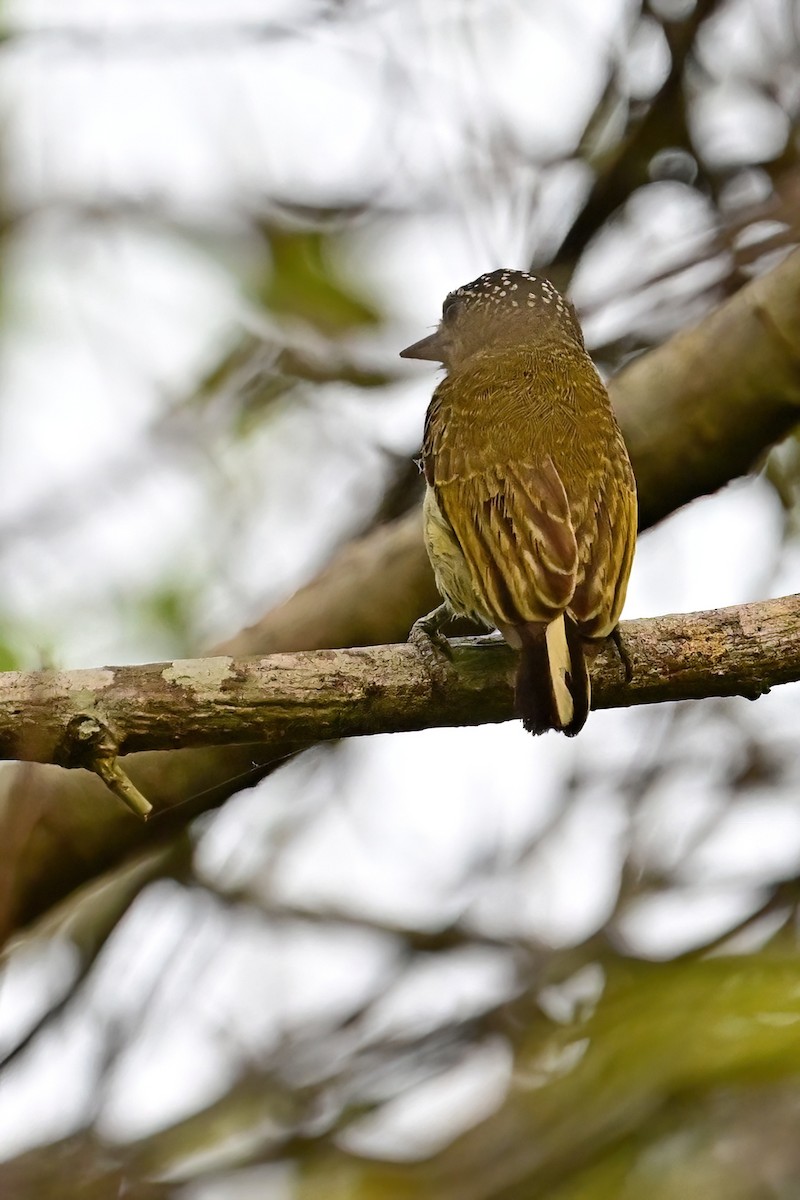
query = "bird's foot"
xmin=609 ymin=626 xmax=633 ymax=683
xmin=409 ymin=604 xmax=453 ymax=688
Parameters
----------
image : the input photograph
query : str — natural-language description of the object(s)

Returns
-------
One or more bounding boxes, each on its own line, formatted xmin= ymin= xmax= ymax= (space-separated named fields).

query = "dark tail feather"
xmin=563 ymin=615 xmax=590 ymax=735
xmin=515 ymin=615 xmax=590 ymax=737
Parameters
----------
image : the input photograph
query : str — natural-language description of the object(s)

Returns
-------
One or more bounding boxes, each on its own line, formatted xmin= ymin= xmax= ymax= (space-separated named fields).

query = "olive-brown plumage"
xmin=401 ymin=269 xmax=637 ymax=735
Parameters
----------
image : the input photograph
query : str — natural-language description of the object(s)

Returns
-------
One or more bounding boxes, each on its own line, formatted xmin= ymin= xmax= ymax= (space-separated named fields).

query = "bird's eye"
xmin=442 ymin=295 xmax=461 ymax=320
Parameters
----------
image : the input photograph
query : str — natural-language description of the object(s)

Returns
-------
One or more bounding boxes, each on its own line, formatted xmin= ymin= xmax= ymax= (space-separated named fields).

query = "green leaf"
xmin=258 ymin=226 xmax=380 ymax=336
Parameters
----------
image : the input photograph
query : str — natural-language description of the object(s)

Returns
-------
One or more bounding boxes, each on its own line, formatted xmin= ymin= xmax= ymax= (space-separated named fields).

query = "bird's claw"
xmin=610 ymin=626 xmax=633 ymax=683
xmin=409 ymin=605 xmax=453 ymax=687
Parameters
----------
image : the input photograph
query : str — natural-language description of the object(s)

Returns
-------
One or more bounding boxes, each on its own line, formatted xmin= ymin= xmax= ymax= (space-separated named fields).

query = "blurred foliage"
xmin=0 ymin=632 xmax=22 ymax=673
xmin=256 ymin=224 xmax=381 ymax=336
xmin=118 ymin=580 xmax=207 ymax=659
xmin=2 ymin=0 xmax=800 ymax=1198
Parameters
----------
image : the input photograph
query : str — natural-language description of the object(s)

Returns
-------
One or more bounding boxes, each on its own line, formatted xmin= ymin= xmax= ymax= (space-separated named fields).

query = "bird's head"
xmin=400 ymin=268 xmax=584 ymax=369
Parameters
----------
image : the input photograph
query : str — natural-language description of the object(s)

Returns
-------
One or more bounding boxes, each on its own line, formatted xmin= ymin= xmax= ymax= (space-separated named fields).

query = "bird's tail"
xmin=515 ymin=615 xmax=590 ymax=737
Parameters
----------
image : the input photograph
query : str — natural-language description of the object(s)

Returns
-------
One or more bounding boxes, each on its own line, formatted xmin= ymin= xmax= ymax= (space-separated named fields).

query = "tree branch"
xmin=4 ymin=594 xmax=799 ymax=777
xmin=554 ymin=0 xmax=723 ymax=279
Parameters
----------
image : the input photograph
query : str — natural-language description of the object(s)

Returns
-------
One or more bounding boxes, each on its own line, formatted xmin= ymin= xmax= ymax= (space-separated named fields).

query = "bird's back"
xmin=423 ymin=342 xmax=636 ymax=640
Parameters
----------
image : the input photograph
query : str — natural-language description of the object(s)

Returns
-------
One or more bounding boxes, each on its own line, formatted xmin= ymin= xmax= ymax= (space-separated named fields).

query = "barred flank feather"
xmin=515 ymin=615 xmax=590 ymax=737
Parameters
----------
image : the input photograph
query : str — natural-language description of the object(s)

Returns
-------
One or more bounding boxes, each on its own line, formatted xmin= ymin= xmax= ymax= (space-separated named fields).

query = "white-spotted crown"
xmin=442 ymin=269 xmax=584 ymax=347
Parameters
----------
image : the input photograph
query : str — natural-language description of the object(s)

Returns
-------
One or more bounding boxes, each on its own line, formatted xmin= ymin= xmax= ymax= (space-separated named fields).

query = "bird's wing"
xmin=570 ymin=442 xmax=637 ymax=639
xmin=423 ymin=387 xmax=580 ymax=627
xmin=422 ymin=363 xmax=636 ymax=634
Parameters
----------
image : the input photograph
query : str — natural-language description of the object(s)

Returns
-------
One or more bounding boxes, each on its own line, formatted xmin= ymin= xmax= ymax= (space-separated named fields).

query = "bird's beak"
xmin=399 ymin=329 xmax=445 ymax=362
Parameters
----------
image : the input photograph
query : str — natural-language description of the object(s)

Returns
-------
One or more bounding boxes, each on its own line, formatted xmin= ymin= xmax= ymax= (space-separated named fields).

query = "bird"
xmin=400 ymin=268 xmax=637 ymax=736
